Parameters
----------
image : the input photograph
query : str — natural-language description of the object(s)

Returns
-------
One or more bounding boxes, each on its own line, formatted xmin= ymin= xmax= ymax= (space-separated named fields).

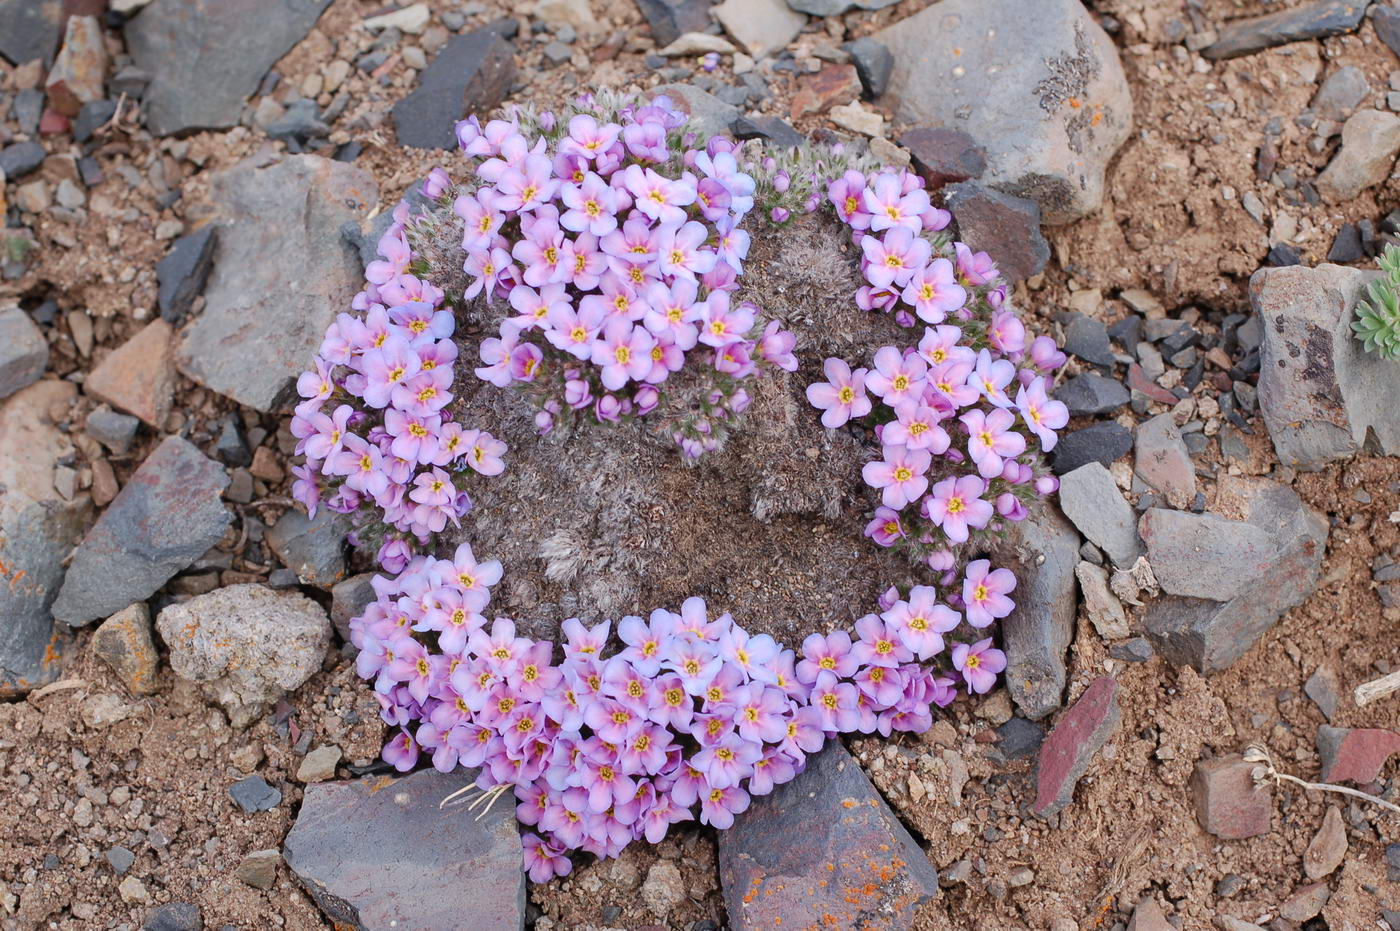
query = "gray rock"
xmin=1076 ymin=560 xmax=1128 ymax=638
xmin=330 ymin=572 xmax=378 ymax=640
xmin=1312 ymin=65 xmax=1370 ymax=122
xmin=1203 ymin=0 xmax=1370 ymax=60
xmin=0 ymin=142 xmax=46 ymax=181
xmin=10 ymin=89 xmax=44 ymax=136
xmin=74 ymin=99 xmax=118 ymax=143
xmin=392 ymin=27 xmax=515 ymax=149
xmin=1054 ymin=373 xmax=1129 ymax=416
xmin=994 ymin=716 xmax=1045 ymax=761
xmin=944 ymin=181 xmax=1049 ymax=283
xmin=1253 ymin=263 xmax=1400 ymax=468
xmin=1140 ymin=477 xmax=1327 ymax=674
xmin=1328 ymin=223 xmax=1364 ymax=263
xmin=1316 ymin=109 xmax=1400 ymax=203
xmin=176 ymin=155 xmax=377 ymax=412
xmin=235 ymin=849 xmax=281 ymax=889
xmin=713 ymin=0 xmax=805 ymax=58
xmin=106 ymin=846 xmax=135 ymax=875
xmin=901 ymin=126 xmax=987 ymax=189
xmin=1063 ymin=313 xmax=1115 ymax=368
xmin=633 ymin=0 xmax=714 ymax=47
xmin=141 ymin=903 xmax=202 ymax=931
xmin=0 ymin=307 xmax=48 ymax=399
xmin=1304 ymin=666 xmax=1340 ymax=722
xmin=156 ymin=227 xmax=217 ymax=325
xmin=718 ymin=741 xmax=939 ymax=928
xmin=0 ymin=382 xmax=89 ymax=697
xmin=1134 ymin=413 xmax=1196 ymax=509
xmin=284 ymin=768 xmax=524 ymax=930
xmin=653 ymin=83 xmax=740 ymax=138
xmin=265 ymin=508 xmax=350 ymax=588
xmin=264 ymin=98 xmax=329 ymax=145
xmin=788 ymin=0 xmax=898 ymax=14
xmin=229 ymin=774 xmax=281 ymax=813
xmin=1051 ymin=421 xmax=1134 ymax=475
xmin=0 ymin=0 xmax=61 ymax=66
xmin=156 ymin=584 xmax=331 ymax=728
xmin=85 ymin=408 xmax=139 ymax=456
xmin=995 ymin=505 xmax=1080 ymax=720
xmin=52 ymin=436 xmax=229 ymax=626
xmin=877 ymin=0 xmax=1132 ymax=224
xmin=125 ymin=0 xmax=333 ymax=136
xmin=1376 ymin=4 xmax=1400 ymax=59
xmin=1058 ymin=463 xmax=1142 ymax=568
xmin=731 ymin=114 xmax=805 ymax=147
xmin=845 ymin=36 xmax=893 ymax=98
xmin=1108 ymin=637 xmax=1154 ymax=663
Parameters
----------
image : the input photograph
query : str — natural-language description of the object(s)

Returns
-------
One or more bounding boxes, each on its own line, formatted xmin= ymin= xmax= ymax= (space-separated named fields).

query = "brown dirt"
xmin=3 ymin=0 xmax=1400 ymax=929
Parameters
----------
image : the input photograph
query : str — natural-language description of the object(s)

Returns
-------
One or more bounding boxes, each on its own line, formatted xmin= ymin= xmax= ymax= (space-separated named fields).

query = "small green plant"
xmin=1353 ymin=243 xmax=1400 ymax=360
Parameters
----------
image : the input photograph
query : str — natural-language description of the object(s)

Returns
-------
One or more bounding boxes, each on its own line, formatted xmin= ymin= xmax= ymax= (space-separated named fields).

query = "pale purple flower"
xmin=656 ymin=220 xmax=717 ymax=281
xmin=692 ymin=733 xmax=760 ymax=789
xmin=698 ymin=291 xmax=755 ymax=347
xmin=864 ymin=506 xmax=906 ymax=547
xmin=901 ymin=257 xmax=966 ymax=324
xmin=962 ymin=559 xmax=1017 ymax=628
xmin=545 ymin=300 xmax=607 ymax=359
xmin=591 ymin=318 xmax=655 ymax=390
xmin=954 ymin=241 xmax=998 ymax=286
xmin=882 ymin=401 xmax=950 ymax=454
xmin=863 ymin=172 xmax=930 ymax=233
xmin=922 ymin=474 xmax=994 ymax=543
xmin=757 ymin=320 xmax=797 ymax=372
xmin=850 ymin=614 xmax=913 ymax=668
xmin=560 ymin=114 xmax=622 ymax=161
xmin=861 ymin=226 xmax=931 ymax=289
xmin=808 ymin=671 xmax=859 ymax=732
xmin=862 ymin=445 xmax=931 ymax=510
xmin=560 ymin=171 xmax=620 ymax=236
xmin=1015 ymin=378 xmax=1069 ymax=451
xmin=960 ymin=407 xmax=1027 ymax=479
xmin=970 ymin=348 xmax=1016 ymax=408
xmin=952 ymin=638 xmax=1006 ymax=694
xmin=463 ymin=429 xmax=507 ymax=476
xmin=496 ymin=152 xmax=559 ymax=213
xmin=828 ymin=169 xmax=870 ymax=230
xmin=622 ymin=164 xmax=696 ymax=225
xmin=382 ymin=730 xmax=419 ymax=772
xmin=806 ymin=357 xmax=872 ymax=428
xmin=699 ymin=784 xmax=750 ymax=830
xmin=865 ymin=346 xmax=928 ymax=406
xmin=642 ymin=278 xmax=702 ymax=350
xmin=522 ymin=833 xmax=573 ymax=883
xmin=882 ymin=585 xmax=960 ymax=660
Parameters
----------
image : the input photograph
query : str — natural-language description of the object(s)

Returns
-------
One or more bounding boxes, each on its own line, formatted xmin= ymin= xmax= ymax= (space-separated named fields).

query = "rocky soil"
xmin=1 ymin=0 xmax=1399 ymax=929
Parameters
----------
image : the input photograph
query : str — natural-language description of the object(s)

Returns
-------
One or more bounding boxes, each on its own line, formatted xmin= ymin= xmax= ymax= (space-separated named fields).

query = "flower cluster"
xmin=351 ymin=546 xmax=1011 ymax=880
xmin=807 ymin=167 xmax=1069 ymax=568
xmin=452 ymin=95 xmax=797 ymax=459
xmin=289 ymin=191 xmax=508 ymax=572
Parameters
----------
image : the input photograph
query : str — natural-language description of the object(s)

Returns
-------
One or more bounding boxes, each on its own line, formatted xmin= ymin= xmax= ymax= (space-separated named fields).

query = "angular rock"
xmin=229 ymin=774 xmax=281 ymax=813
xmin=156 ymin=584 xmax=330 ymax=728
xmin=156 ymin=227 xmax=217 ymax=325
xmin=1051 ymin=421 xmax=1134 ymax=475
xmin=1328 ymin=222 xmax=1364 ymax=263
xmin=1031 ymin=676 xmax=1120 ymax=817
xmin=718 ymin=741 xmax=939 ymax=929
xmin=329 ymin=572 xmax=378 ymax=640
xmin=996 ymin=505 xmax=1080 ymax=720
xmin=235 ymin=849 xmax=280 ymax=890
xmin=633 ymin=0 xmax=714 ymax=47
xmin=1058 ymin=463 xmax=1142 ymax=567
xmin=901 ymin=127 xmax=986 ymax=189
xmin=1203 ymin=0 xmax=1370 ymax=60
xmin=1063 ymin=313 xmax=1115 ymax=368
xmin=731 ymin=114 xmax=805 ymax=147
xmin=0 ymin=0 xmax=62 ymax=66
xmin=125 ymin=0 xmax=334 ymax=136
xmin=1191 ymin=753 xmax=1272 ymax=839
xmin=52 ymin=436 xmax=229 ymax=626
xmin=92 ymin=603 xmax=160 ymax=695
xmin=1316 ymin=109 xmax=1400 ymax=203
xmin=1139 ymin=478 xmax=1327 ymax=674
xmin=877 ymin=0 xmax=1132 ymax=224
xmin=790 ymin=0 xmax=898 ymax=13
xmin=1280 ymin=881 xmax=1330 ymax=922
xmin=1076 ymin=561 xmax=1128 ymax=639
xmin=1054 ymin=373 xmax=1129 ymax=416
xmin=1312 ymin=65 xmax=1370 ymax=122
xmin=714 ymin=0 xmax=805 ymax=58
xmin=265 ymin=508 xmax=349 ymax=588
xmin=653 ymin=83 xmax=740 ymax=139
xmin=295 ymin=745 xmax=341 ymax=783
xmin=1377 ymin=4 xmax=1400 ymax=59
xmin=845 ymin=36 xmax=893 ymax=98
xmin=45 ymin=16 xmax=107 ymax=117
xmin=1316 ymin=724 xmax=1400 ymax=783
xmin=789 ymin=63 xmax=860 ymax=120
xmin=1134 ymin=413 xmax=1196 ymax=509
xmin=1304 ymin=805 xmax=1347 ymax=879
xmin=1128 ymin=898 xmax=1173 ymax=931
xmin=284 ymin=768 xmax=524 ymax=930
xmin=1253 ymin=263 xmax=1400 ymax=468
xmin=392 ymin=27 xmax=515 ymax=150
xmin=177 ymin=155 xmax=376 ymax=412
xmin=74 ymin=98 xmax=118 ymax=143
xmin=85 ymin=408 xmax=139 ymax=456
xmin=1304 ymin=665 xmax=1340 ymax=722
xmin=995 ymin=716 xmax=1045 ymax=761
xmin=141 ymin=902 xmax=201 ymax=931
xmin=85 ymin=319 xmax=175 ymax=427
xmin=364 ymin=2 xmax=429 ymax=33
xmin=0 ymin=381 xmax=89 ymax=697
xmin=0 ymin=142 xmax=46 ymax=180
xmin=0 ymin=307 xmax=48 ymax=399
xmin=944 ymin=181 xmax=1049 ymax=283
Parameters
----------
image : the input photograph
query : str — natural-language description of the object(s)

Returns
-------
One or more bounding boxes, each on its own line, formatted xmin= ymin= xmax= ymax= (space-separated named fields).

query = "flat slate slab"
xmin=284 ymin=768 xmax=525 ymax=931
xmin=718 ymin=741 xmax=939 ymax=930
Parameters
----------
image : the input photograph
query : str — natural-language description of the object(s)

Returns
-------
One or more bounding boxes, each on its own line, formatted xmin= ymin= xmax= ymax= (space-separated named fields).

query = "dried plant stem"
xmin=1354 ymin=669 xmax=1400 ymax=708
xmin=1244 ymin=745 xmax=1400 ymax=816
xmin=438 ymin=781 xmax=511 ymax=821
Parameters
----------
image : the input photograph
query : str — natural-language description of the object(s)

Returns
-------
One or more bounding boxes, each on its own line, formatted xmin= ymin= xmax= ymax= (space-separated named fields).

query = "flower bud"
xmin=1034 ymin=474 xmax=1060 ymax=495
xmin=595 ymin=394 xmax=622 ymax=423
xmin=635 ymin=385 xmax=660 ymax=414
xmin=773 ymin=170 xmax=790 ymax=193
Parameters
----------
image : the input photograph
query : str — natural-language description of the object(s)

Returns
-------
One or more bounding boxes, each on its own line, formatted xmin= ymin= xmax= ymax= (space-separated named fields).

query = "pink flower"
xmin=560 ymin=114 xmax=622 ymax=161
xmin=917 ymin=324 xmax=975 ymax=368
xmin=806 ymin=357 xmax=872 ymax=428
xmin=962 ymin=559 xmax=1017 ymax=627
xmin=495 ymin=152 xmax=559 ymax=213
xmin=922 ymin=474 xmax=994 ymax=543
xmin=545 ymin=301 xmax=607 ymax=360
xmin=698 ymin=291 xmax=755 ymax=347
xmin=656 ymin=220 xmax=717 ymax=281
xmin=960 ymin=407 xmax=1027 ymax=479
xmin=925 ymin=359 xmax=979 ymax=408
xmin=757 ymin=320 xmax=797 ymax=372
xmin=560 ymin=171 xmax=619 ymax=236
xmin=463 ymin=429 xmax=507 ymax=476
xmin=851 ymin=614 xmax=913 ymax=668
xmin=808 ymin=671 xmax=859 ymax=732
xmin=796 ymin=631 xmax=857 ymax=684
xmin=987 ymin=310 xmax=1026 ymax=356
xmin=864 ymin=506 xmax=906 ymax=547
xmin=621 ymin=164 xmax=696 ymax=225
xmin=970 ymin=348 xmax=1016 ymax=408
xmin=591 ymin=319 xmax=655 ymax=390
xmin=463 ymin=244 xmax=515 ymax=301
xmin=954 ymin=241 xmax=997 ymax=286
xmin=508 ymin=283 xmax=571 ymax=330
xmin=643 ymin=279 xmax=702 ymax=350
xmin=508 ymin=342 xmax=544 ymax=382
xmin=861 ymin=445 xmax=931 ymax=510
xmin=828 ymin=169 xmax=870 ymax=229
xmin=1015 ymin=378 xmax=1070 ymax=451
xmin=901 ymin=258 xmax=966 ymax=324
xmin=881 ymin=585 xmax=960 ymax=660
xmin=860 ymin=227 xmax=931 ymax=289
xmin=865 ymin=346 xmax=928 ymax=406
xmin=883 ymin=401 xmax=950 ymax=454
xmin=699 ymin=784 xmax=750 ymax=830
xmin=952 ymin=637 xmax=1006 ymax=694
xmin=863 ymin=171 xmax=930 ymax=233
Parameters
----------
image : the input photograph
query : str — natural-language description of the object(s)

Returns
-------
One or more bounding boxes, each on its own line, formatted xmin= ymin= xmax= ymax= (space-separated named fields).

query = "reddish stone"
xmin=1279 ymin=881 xmax=1330 ymax=922
xmin=39 ymin=108 xmax=71 ymax=136
xmin=84 ymin=319 xmax=175 ymax=427
xmin=1127 ymin=897 xmax=1173 ymax=931
xmin=1032 ymin=676 xmax=1121 ymax=817
xmin=901 ymin=127 xmax=987 ymax=189
xmin=1190 ymin=753 xmax=1272 ymax=839
xmin=789 ymin=63 xmax=860 ymax=120
xmin=45 ymin=14 xmax=106 ymax=117
xmin=1127 ymin=362 xmax=1177 ymax=405
xmin=1316 ymin=725 xmax=1400 ymax=784
xmin=718 ymin=741 xmax=939 ymax=930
